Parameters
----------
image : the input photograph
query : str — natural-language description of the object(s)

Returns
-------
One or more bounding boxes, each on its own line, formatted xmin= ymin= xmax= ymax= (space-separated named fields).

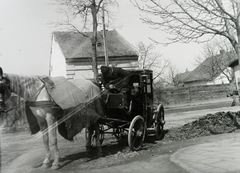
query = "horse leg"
xmin=46 ymin=113 xmax=60 ymax=170
xmin=86 ymin=126 xmax=93 ymax=154
xmin=94 ymin=123 xmax=102 ymax=156
xmin=36 ymin=117 xmax=51 ymax=168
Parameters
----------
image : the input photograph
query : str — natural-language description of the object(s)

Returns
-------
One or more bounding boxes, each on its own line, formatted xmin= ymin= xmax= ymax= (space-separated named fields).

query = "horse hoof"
xmin=42 ymin=163 xmax=51 ymax=169
xmin=51 ymin=164 xmax=60 ymax=170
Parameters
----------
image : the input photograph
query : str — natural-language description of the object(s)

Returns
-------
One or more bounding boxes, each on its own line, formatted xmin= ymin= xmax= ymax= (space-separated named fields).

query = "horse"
xmin=0 ymin=67 xmax=104 ymax=170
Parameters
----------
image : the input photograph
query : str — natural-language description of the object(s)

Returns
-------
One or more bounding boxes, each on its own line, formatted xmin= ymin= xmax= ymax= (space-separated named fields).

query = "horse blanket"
xmin=26 ymin=76 xmax=106 ymax=140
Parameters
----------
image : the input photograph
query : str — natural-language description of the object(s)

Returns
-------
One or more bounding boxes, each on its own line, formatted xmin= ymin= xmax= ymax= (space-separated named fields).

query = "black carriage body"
xmin=89 ymin=66 xmax=165 ymax=151
xmin=102 ymin=69 xmax=154 ymax=128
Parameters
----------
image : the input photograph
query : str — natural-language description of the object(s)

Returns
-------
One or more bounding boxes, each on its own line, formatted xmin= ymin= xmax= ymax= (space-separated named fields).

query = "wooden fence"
xmin=154 ymin=84 xmax=232 ymax=105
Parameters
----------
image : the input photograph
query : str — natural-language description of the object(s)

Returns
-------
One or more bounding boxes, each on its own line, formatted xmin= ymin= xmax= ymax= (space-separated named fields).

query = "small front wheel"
xmin=154 ymin=104 xmax=165 ymax=140
xmin=128 ymin=115 xmax=146 ymax=151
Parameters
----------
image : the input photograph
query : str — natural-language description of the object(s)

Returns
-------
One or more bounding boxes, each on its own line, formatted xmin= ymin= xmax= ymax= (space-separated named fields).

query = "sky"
xmin=0 ymin=0 xmax=203 ymax=76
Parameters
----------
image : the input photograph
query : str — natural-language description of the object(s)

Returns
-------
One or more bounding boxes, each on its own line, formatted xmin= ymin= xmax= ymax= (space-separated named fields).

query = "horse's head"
xmin=0 ymin=67 xmax=11 ymax=112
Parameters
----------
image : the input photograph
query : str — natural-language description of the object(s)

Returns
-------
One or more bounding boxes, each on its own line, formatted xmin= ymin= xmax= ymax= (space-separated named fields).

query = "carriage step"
xmin=144 ymin=133 xmax=156 ymax=143
xmin=147 ymin=128 xmax=155 ymax=135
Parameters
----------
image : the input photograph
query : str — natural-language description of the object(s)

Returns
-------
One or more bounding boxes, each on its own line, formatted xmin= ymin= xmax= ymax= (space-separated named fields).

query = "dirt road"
xmin=1 ymin=103 xmax=239 ymax=173
xmin=1 ymin=130 xmax=189 ymax=173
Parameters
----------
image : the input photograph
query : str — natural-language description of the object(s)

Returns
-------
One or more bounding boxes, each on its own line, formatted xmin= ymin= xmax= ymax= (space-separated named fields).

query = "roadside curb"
xmin=170 ymin=132 xmax=240 ymax=173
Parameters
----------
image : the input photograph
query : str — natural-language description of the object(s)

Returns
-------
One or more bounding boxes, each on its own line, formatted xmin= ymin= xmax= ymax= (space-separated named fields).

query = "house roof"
xmin=53 ymin=29 xmax=138 ymax=61
xmin=180 ymin=51 xmax=237 ymax=83
xmin=175 ymin=71 xmax=191 ymax=83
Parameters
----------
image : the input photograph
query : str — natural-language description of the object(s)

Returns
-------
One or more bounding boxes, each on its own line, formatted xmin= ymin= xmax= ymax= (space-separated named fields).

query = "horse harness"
xmin=26 ymin=77 xmax=60 ymax=109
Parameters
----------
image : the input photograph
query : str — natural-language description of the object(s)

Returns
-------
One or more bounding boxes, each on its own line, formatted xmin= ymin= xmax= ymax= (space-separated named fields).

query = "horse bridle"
xmin=0 ymin=72 xmax=49 ymax=113
xmin=0 ymin=68 xmax=14 ymax=113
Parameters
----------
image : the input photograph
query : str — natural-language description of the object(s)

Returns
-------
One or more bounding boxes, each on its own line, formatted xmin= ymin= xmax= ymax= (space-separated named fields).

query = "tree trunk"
xmin=237 ymin=2 xmax=240 ymax=64
xmin=91 ymin=1 xmax=98 ymax=80
xmin=234 ymin=2 xmax=240 ymax=91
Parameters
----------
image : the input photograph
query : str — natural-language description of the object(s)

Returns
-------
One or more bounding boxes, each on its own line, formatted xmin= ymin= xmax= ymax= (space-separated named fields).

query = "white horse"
xmin=0 ymin=67 xmax=104 ymax=170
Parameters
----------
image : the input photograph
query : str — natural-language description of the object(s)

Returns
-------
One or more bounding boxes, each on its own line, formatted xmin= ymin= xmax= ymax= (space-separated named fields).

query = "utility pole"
xmin=90 ymin=0 xmax=98 ymax=80
xmin=102 ymin=4 xmax=109 ymax=66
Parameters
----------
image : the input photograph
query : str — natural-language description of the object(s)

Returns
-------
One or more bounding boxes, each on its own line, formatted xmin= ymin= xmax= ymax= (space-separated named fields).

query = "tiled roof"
xmin=175 ymin=71 xmax=191 ymax=83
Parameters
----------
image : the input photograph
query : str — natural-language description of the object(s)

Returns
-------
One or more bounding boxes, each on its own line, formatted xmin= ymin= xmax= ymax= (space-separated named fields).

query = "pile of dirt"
xmin=165 ymin=111 xmax=240 ymax=141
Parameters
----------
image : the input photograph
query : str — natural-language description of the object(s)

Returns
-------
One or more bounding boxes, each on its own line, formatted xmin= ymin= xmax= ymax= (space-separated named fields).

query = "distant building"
xmin=229 ymin=58 xmax=240 ymax=90
xmin=175 ymin=51 xmax=237 ymax=86
xmin=49 ymin=29 xmax=138 ymax=79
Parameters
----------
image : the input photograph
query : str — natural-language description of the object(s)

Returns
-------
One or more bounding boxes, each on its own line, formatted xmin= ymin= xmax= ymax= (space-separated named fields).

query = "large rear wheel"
xmin=128 ymin=115 xmax=146 ymax=151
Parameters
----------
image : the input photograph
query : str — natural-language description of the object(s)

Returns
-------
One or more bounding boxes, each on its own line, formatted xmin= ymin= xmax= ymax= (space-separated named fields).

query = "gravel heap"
xmin=165 ymin=111 xmax=240 ymax=141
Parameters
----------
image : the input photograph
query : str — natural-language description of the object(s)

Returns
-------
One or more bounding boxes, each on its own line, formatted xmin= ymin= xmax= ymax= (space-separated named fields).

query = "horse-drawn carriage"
xmin=0 ymin=66 xmax=165 ymax=169
xmin=87 ymin=66 xmax=165 ymax=151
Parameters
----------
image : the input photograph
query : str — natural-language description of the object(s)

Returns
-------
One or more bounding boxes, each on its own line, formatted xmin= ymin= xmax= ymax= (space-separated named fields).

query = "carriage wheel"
xmin=128 ymin=115 xmax=146 ymax=151
xmin=155 ymin=104 xmax=165 ymax=140
xmin=85 ymin=124 xmax=105 ymax=146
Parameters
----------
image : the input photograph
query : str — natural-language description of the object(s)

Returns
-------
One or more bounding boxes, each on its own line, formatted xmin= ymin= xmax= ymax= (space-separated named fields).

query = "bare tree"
xmin=134 ymin=0 xmax=240 ymax=68
xmin=195 ymin=39 xmax=236 ymax=83
xmin=164 ymin=63 xmax=181 ymax=87
xmin=57 ymin=0 xmax=117 ymax=79
xmin=136 ymin=42 xmax=170 ymax=80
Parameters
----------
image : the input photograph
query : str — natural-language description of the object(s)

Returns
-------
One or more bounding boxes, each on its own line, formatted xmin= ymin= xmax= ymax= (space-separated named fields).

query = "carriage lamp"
xmin=141 ymin=74 xmax=148 ymax=83
xmin=109 ymin=84 xmax=115 ymax=89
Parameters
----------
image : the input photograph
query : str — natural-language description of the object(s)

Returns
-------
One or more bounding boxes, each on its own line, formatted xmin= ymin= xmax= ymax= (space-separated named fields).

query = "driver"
xmin=100 ymin=65 xmax=131 ymax=110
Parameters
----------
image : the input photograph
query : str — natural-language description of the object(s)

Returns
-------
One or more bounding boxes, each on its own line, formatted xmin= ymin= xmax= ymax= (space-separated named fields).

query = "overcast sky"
xmin=0 ymin=0 xmax=203 ymax=76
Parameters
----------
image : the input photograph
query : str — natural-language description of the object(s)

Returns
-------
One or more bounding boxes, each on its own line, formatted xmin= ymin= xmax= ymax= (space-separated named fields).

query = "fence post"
xmin=188 ymin=86 xmax=191 ymax=102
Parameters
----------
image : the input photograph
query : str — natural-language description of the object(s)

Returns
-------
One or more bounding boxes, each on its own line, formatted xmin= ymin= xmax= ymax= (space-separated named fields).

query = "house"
xmin=49 ymin=29 xmax=139 ymax=79
xmin=229 ymin=58 xmax=240 ymax=90
xmin=176 ymin=51 xmax=237 ymax=86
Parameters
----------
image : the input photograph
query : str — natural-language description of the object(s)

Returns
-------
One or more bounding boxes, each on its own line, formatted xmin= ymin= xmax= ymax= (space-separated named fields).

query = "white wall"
xmin=66 ymin=61 xmax=139 ymax=80
xmin=49 ymin=36 xmax=67 ymax=77
xmin=233 ymin=65 xmax=240 ymax=90
xmin=50 ymin=35 xmax=139 ymax=79
xmin=66 ymin=64 xmax=94 ymax=79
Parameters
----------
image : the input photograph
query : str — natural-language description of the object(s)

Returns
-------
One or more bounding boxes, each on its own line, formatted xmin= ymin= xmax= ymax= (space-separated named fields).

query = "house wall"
xmin=66 ymin=61 xmax=139 ymax=79
xmin=49 ymin=36 xmax=67 ymax=78
xmin=183 ymin=72 xmax=230 ymax=87
xmin=50 ymin=36 xmax=139 ymax=79
xmin=207 ymin=71 xmax=230 ymax=85
xmin=233 ymin=65 xmax=240 ymax=90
